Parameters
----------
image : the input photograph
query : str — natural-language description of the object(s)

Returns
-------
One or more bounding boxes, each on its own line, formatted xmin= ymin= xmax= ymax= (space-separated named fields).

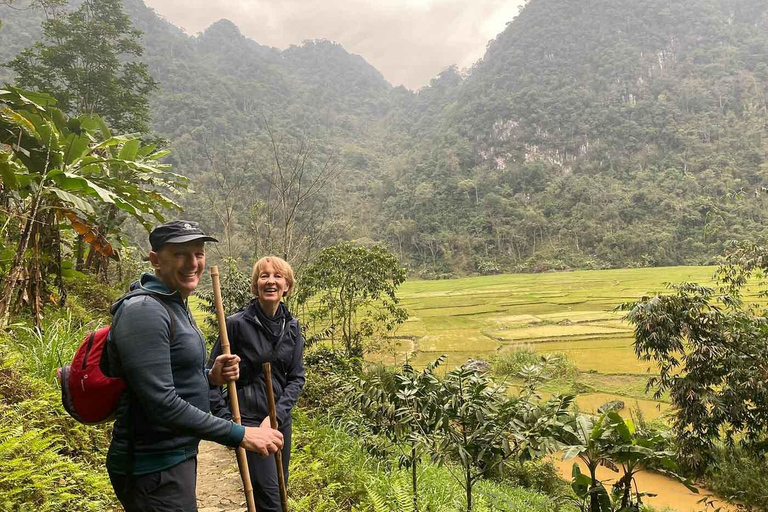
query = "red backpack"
xmin=58 ymin=326 xmax=124 ymax=424
xmin=57 ymin=294 xmax=174 ymax=424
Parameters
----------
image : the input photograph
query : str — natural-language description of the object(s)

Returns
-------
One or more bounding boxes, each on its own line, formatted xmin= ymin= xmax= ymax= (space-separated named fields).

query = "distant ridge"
xmin=1 ymin=0 xmax=767 ymax=274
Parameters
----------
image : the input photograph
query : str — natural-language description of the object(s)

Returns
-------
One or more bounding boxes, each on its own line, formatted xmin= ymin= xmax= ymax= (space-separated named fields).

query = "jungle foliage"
xmin=3 ymin=0 xmax=767 ymax=275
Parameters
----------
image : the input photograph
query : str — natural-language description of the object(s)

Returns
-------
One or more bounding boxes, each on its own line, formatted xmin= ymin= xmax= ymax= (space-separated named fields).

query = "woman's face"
xmin=255 ymin=261 xmax=289 ymax=308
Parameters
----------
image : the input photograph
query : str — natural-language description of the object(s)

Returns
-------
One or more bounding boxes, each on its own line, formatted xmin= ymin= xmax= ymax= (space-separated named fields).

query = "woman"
xmin=208 ymin=256 xmax=305 ymax=512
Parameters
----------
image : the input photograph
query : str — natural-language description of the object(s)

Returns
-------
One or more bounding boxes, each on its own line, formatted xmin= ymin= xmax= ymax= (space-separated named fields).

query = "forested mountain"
xmin=2 ymin=0 xmax=767 ymax=275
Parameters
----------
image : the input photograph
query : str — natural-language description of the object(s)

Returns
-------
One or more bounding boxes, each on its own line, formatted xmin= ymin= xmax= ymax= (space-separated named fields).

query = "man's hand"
xmin=240 ymin=424 xmax=284 ymax=457
xmin=208 ymin=354 xmax=241 ymax=386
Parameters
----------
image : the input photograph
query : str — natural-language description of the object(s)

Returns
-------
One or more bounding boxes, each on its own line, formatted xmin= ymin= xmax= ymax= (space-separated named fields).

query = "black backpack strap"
xmin=145 ymin=294 xmax=176 ymax=338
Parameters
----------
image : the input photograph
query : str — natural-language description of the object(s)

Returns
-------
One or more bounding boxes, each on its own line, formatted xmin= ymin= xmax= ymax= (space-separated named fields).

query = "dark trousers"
xmin=246 ymin=422 xmax=292 ymax=512
xmin=108 ymin=457 xmax=198 ymax=512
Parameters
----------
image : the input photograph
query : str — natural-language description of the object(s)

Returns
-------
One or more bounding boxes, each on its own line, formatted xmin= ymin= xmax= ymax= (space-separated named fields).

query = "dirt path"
xmin=196 ymin=441 xmax=247 ymax=512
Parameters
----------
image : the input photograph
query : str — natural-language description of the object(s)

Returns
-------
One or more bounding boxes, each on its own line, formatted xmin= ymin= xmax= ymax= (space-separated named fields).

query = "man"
xmin=103 ymin=220 xmax=283 ymax=512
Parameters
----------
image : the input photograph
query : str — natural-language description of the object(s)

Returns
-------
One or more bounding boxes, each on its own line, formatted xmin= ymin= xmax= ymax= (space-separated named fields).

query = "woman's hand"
xmin=208 ymin=354 xmax=241 ymax=386
xmin=259 ymin=416 xmax=278 ymax=429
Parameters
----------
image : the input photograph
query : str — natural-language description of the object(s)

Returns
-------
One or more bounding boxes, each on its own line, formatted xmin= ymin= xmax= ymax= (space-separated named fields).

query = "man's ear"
xmin=148 ymin=250 xmax=161 ymax=269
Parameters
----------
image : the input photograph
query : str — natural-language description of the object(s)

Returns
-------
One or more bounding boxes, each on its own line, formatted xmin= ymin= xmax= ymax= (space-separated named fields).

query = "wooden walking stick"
xmin=263 ymin=362 xmax=289 ymax=512
xmin=211 ymin=266 xmax=257 ymax=512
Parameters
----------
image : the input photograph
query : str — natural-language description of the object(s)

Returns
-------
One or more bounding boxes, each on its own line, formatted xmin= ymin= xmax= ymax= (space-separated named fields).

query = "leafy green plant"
xmin=620 ymin=241 xmax=768 ymax=474
xmin=345 ymin=356 xmax=445 ymax=511
xmin=0 ymin=341 xmax=115 ymax=511
xmin=0 ymin=420 xmax=115 ymax=512
xmin=419 ymin=363 xmax=572 ymax=511
xmin=0 ymin=87 xmax=186 ymax=326
xmin=492 ymin=347 xmax=577 ymax=381
xmin=296 ymin=242 xmax=408 ymax=357
xmin=365 ymin=483 xmax=415 ymax=512
xmin=289 ymin=410 xmax=559 ymax=512
xmin=557 ymin=412 xmax=694 ymax=512
xmin=705 ymin=445 xmax=768 ymax=512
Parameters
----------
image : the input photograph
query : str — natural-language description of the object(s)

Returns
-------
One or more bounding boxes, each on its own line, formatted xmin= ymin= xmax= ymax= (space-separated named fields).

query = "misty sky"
xmin=144 ymin=0 xmax=524 ymax=90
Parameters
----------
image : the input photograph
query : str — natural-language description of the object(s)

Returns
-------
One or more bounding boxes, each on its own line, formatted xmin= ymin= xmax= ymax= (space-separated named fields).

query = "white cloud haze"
xmin=144 ymin=0 xmax=524 ymax=89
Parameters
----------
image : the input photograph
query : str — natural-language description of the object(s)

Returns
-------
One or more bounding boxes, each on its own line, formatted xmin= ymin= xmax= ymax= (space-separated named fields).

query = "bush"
xmin=498 ymin=459 xmax=568 ymax=497
xmin=0 ymin=415 xmax=116 ymax=512
xmin=64 ymin=275 xmax=121 ymax=317
xmin=492 ymin=347 xmax=577 ymax=381
xmin=13 ymin=310 xmax=99 ymax=384
xmin=299 ymin=346 xmax=361 ymax=415
xmin=288 ymin=411 xmax=561 ymax=512
xmin=705 ymin=446 xmax=768 ymax=511
xmin=0 ymin=347 xmax=116 ymax=511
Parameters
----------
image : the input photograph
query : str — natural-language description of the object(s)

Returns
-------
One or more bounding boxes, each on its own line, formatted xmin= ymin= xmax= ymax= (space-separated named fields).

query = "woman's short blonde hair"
xmin=250 ymin=256 xmax=295 ymax=297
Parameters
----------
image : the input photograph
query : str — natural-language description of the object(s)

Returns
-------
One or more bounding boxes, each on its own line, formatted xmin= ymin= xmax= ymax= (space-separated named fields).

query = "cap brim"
xmin=163 ymin=234 xmax=219 ymax=245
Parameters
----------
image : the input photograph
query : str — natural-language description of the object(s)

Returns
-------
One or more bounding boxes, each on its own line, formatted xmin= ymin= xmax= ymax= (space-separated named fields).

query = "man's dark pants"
xmin=108 ymin=457 xmax=198 ymax=512
xmin=246 ymin=423 xmax=292 ymax=512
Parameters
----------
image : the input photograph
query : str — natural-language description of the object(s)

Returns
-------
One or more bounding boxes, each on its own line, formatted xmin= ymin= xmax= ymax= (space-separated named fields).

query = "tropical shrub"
xmin=620 ymin=241 xmax=768 ymax=474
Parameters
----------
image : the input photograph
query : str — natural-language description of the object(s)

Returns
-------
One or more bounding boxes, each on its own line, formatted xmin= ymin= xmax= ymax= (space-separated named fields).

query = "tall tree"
xmin=296 ymin=242 xmax=408 ymax=357
xmin=6 ymin=0 xmax=156 ymax=133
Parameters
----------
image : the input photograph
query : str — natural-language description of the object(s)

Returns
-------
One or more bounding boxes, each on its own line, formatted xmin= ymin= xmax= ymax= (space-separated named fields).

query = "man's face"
xmin=149 ymin=241 xmax=206 ymax=298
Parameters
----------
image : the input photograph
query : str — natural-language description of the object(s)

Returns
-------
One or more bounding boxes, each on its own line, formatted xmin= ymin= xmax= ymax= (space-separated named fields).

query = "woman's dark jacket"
xmin=208 ymin=300 xmax=305 ymax=427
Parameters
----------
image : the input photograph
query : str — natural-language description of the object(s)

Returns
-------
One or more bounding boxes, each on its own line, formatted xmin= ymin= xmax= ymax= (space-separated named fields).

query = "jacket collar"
xmin=139 ymin=272 xmax=184 ymax=300
xmin=242 ymin=299 xmax=288 ymax=335
xmin=109 ymin=272 xmax=185 ymax=315
xmin=242 ymin=299 xmax=264 ymax=328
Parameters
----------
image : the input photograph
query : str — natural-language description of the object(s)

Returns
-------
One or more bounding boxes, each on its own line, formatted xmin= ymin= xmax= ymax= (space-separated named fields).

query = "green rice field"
xmin=377 ymin=265 xmax=730 ymax=420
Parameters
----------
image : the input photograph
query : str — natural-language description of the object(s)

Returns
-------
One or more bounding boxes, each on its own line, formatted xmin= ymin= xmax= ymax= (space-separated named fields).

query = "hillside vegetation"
xmin=2 ymin=0 xmax=768 ymax=275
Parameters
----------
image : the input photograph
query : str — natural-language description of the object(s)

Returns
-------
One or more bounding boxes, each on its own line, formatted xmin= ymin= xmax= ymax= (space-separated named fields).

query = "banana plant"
xmin=558 ymin=412 xmax=697 ymax=512
xmin=0 ymin=87 xmax=186 ymax=326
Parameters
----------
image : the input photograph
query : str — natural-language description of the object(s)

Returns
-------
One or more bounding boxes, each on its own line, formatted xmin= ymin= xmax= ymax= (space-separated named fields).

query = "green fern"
xmin=366 ymin=485 xmax=390 ymax=512
xmin=0 ymin=414 xmax=116 ymax=511
xmin=393 ymin=482 xmax=415 ymax=512
xmin=366 ymin=482 xmax=415 ymax=512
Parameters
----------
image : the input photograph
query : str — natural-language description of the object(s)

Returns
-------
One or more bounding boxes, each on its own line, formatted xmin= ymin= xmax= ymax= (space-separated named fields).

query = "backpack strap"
xmin=145 ymin=294 xmax=176 ymax=339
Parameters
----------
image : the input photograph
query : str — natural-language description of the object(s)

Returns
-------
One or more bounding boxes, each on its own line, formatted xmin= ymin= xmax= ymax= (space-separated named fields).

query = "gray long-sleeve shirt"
xmin=104 ymin=273 xmax=245 ymax=475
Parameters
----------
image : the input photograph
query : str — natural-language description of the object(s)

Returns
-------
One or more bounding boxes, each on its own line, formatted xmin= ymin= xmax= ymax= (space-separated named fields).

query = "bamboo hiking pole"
xmin=211 ymin=266 xmax=257 ymax=512
xmin=263 ymin=362 xmax=289 ymax=512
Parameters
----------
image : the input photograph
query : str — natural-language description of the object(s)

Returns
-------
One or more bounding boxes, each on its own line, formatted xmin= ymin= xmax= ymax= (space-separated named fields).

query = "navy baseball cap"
xmin=149 ymin=220 xmax=218 ymax=252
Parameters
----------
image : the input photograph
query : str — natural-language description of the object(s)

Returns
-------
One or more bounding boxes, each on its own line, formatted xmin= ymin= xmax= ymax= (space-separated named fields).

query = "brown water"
xmin=551 ymin=456 xmax=734 ymax=512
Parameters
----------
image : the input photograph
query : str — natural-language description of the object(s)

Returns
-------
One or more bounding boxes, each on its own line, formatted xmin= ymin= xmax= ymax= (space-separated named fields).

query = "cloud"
xmin=144 ymin=0 xmax=524 ymax=89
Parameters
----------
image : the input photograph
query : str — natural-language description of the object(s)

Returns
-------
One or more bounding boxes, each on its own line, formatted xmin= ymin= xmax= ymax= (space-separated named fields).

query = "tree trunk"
xmin=0 ymin=187 xmax=45 ymax=327
xmin=75 ymin=234 xmax=85 ymax=271
xmin=411 ymin=443 xmax=418 ymax=512
xmin=590 ymin=466 xmax=599 ymax=512
xmin=466 ymin=469 xmax=472 ymax=511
